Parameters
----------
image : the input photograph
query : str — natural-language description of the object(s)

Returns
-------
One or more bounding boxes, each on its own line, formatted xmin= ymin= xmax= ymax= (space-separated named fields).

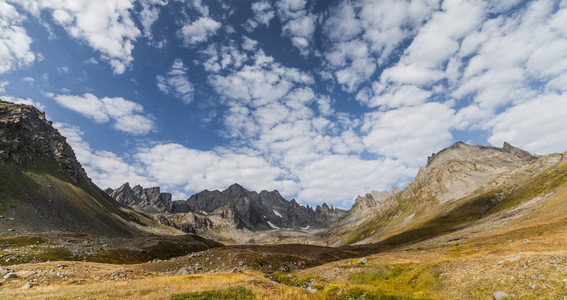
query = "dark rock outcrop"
xmin=0 ymin=100 xmax=87 ymax=184
xmin=109 ymin=183 xmax=173 ymax=213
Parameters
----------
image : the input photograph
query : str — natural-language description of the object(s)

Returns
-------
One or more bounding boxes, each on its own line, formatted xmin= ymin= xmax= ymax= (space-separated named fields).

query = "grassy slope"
xmin=335 ymin=153 xmax=567 ymax=250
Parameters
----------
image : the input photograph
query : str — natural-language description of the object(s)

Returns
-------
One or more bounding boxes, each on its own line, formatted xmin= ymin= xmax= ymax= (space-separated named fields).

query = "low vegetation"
xmin=171 ymin=286 xmax=255 ymax=300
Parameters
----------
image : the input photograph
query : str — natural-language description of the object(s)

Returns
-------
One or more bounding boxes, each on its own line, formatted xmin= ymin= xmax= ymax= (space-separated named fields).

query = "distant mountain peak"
xmin=426 ymin=141 xmax=537 ymax=167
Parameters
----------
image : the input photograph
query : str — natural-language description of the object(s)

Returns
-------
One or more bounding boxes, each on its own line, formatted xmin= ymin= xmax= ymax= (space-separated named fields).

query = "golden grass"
xmin=1 ymin=268 xmax=328 ymax=300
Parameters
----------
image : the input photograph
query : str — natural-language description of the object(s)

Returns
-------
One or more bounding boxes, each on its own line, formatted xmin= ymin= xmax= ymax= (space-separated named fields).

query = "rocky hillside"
xmin=324 ymin=141 xmax=560 ymax=246
xmin=0 ymin=100 xmax=182 ymax=237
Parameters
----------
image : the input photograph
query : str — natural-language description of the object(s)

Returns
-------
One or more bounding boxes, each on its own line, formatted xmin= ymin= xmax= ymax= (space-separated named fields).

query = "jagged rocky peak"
xmin=352 ymin=189 xmax=392 ymax=211
xmin=225 ymin=183 xmax=250 ymax=197
xmin=426 ymin=141 xmax=537 ymax=167
xmin=109 ymin=182 xmax=173 ymax=214
xmin=502 ymin=141 xmax=537 ymax=160
xmin=0 ymin=100 xmax=87 ymax=183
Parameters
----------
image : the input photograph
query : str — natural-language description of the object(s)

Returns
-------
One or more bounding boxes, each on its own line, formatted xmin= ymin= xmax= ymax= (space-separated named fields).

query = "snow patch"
xmin=200 ymin=211 xmax=208 ymax=215
xmin=267 ymin=221 xmax=280 ymax=229
xmin=273 ymin=209 xmax=282 ymax=218
xmin=300 ymin=225 xmax=310 ymax=230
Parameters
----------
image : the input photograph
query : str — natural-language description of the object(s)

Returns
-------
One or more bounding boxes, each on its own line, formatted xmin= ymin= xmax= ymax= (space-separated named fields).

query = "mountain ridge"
xmin=107 ymin=182 xmax=347 ymax=242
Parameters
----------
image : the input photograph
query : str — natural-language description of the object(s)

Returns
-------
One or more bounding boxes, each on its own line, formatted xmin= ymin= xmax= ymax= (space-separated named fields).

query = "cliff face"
xmin=109 ymin=183 xmax=173 ymax=213
xmin=0 ymin=101 xmax=86 ymax=183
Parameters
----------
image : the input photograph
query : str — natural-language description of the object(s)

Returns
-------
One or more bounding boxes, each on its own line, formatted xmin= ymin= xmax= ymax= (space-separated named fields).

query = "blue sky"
xmin=1 ymin=0 xmax=567 ymax=208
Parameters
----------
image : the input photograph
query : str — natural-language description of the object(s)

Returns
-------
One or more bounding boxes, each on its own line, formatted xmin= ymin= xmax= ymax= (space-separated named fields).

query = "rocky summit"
xmin=109 ymin=183 xmax=173 ymax=214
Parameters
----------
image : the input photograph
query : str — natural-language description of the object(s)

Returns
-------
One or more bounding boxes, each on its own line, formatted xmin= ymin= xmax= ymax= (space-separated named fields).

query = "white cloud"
xmin=297 ymin=155 xmax=415 ymax=207
xmin=321 ymin=0 xmax=439 ymax=91
xmin=381 ymin=0 xmax=486 ymax=86
xmin=85 ymin=57 xmax=98 ymax=64
xmin=0 ymin=0 xmax=36 ymax=74
xmin=13 ymin=0 xmax=140 ymax=74
xmin=52 ymin=93 xmax=155 ymax=135
xmin=488 ymin=93 xmax=567 ymax=155
xmin=323 ymin=1 xmax=362 ymax=42
xmin=276 ymin=0 xmax=316 ymax=55
xmin=178 ymin=17 xmax=221 ymax=45
xmin=362 ymin=83 xmax=432 ymax=109
xmin=244 ymin=0 xmax=275 ymax=31
xmin=138 ymin=0 xmax=167 ymax=39
xmin=1 ymin=95 xmax=44 ymax=110
xmin=157 ymin=59 xmax=195 ymax=104
xmin=241 ymin=36 xmax=258 ymax=51
xmin=0 ymin=81 xmax=9 ymax=93
xmin=54 ymin=122 xmax=155 ymax=189
xmin=135 ymin=143 xmax=299 ymax=196
xmin=325 ymin=40 xmax=376 ymax=92
xmin=57 ymin=66 xmax=69 ymax=73
xmin=209 ymin=50 xmax=313 ymax=108
xmin=200 ymin=42 xmax=248 ymax=73
xmin=22 ymin=76 xmax=34 ymax=83
xmin=362 ymin=102 xmax=455 ymax=165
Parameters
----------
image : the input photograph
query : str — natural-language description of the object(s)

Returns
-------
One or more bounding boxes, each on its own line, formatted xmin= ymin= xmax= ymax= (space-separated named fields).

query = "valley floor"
xmin=1 ymin=239 xmax=566 ymax=299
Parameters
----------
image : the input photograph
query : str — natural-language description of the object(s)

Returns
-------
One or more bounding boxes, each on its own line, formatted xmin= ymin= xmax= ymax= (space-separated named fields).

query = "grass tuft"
xmin=171 ymin=286 xmax=255 ymax=300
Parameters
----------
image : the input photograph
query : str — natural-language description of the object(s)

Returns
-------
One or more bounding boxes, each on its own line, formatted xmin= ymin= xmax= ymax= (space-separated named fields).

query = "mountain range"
xmin=107 ymin=181 xmax=346 ymax=243
xmin=103 ymin=135 xmax=567 ymax=249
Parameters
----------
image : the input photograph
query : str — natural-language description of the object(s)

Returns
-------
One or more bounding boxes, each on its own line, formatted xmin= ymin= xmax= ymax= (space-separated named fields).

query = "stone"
xmin=4 ymin=273 xmax=17 ymax=280
xmin=231 ymin=267 xmax=241 ymax=273
xmin=176 ymin=268 xmax=192 ymax=275
xmin=21 ymin=283 xmax=32 ymax=290
xmin=356 ymin=258 xmax=368 ymax=265
xmin=493 ymin=291 xmax=508 ymax=300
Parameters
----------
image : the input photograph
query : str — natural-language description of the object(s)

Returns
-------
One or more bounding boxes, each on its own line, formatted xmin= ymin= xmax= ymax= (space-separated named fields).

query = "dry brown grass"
xmin=1 ymin=268 xmax=325 ymax=299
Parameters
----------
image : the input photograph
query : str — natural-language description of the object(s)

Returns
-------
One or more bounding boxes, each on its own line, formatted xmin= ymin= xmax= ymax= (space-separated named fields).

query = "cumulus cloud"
xmin=488 ymin=93 xmax=567 ymax=155
xmin=54 ymin=123 xmax=155 ymax=189
xmin=297 ymin=155 xmax=415 ymax=207
xmin=362 ymin=102 xmax=455 ymax=166
xmin=0 ymin=0 xmax=36 ymax=74
xmin=157 ymin=59 xmax=195 ymax=104
xmin=276 ymin=0 xmax=316 ymax=55
xmin=244 ymin=0 xmax=275 ymax=31
xmin=135 ymin=143 xmax=299 ymax=196
xmin=209 ymin=50 xmax=313 ymax=108
xmin=381 ymin=0 xmax=486 ymax=86
xmin=200 ymin=42 xmax=248 ymax=73
xmin=178 ymin=17 xmax=221 ymax=45
xmin=12 ymin=0 xmax=141 ymax=74
xmin=138 ymin=0 xmax=167 ymax=39
xmin=52 ymin=93 xmax=155 ymax=135
xmin=321 ymin=0 xmax=439 ymax=91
